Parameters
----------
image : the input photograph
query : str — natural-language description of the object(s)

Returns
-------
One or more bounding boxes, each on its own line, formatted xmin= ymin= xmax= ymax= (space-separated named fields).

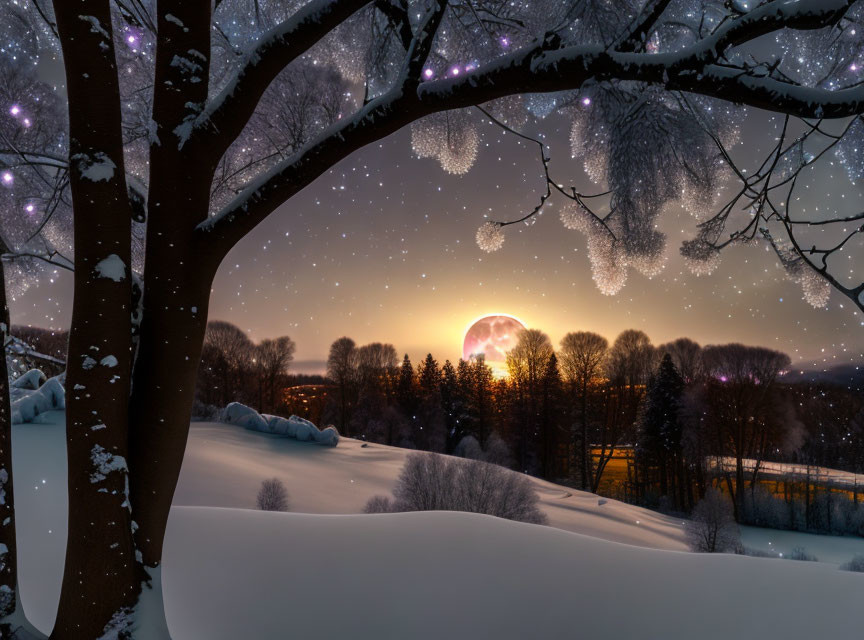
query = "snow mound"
xmin=11 ymin=374 xmax=65 ymax=424
xmin=220 ymin=403 xmax=338 ymax=446
xmin=11 ymin=369 xmax=47 ymax=391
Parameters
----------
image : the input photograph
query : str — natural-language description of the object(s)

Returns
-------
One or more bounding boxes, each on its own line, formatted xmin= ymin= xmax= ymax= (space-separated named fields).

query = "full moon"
xmin=462 ymin=314 xmax=526 ymax=376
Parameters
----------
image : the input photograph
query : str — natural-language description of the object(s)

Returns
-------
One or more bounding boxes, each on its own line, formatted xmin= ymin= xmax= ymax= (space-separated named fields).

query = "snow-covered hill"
xmin=11 ymin=414 xmax=864 ymax=638
xmin=174 ymin=421 xmax=689 ymax=551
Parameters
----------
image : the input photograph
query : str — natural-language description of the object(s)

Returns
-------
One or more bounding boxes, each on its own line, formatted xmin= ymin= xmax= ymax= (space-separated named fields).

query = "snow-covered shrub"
xmin=741 ymin=486 xmax=790 ymax=530
xmin=787 ymin=547 xmax=818 ymax=562
xmin=191 ymin=401 xmax=221 ymax=422
xmin=222 ymin=402 xmax=269 ymax=431
xmin=10 ymin=373 xmax=65 ymax=424
xmin=256 ymin=478 xmax=289 ymax=512
xmin=453 ymin=432 xmax=512 ymax=468
xmin=10 ymin=368 xmax=46 ymax=390
xmin=840 ymin=555 xmax=864 ymax=573
xmin=685 ymin=489 xmax=740 ymax=553
xmin=453 ymin=435 xmax=482 ymax=460
xmin=368 ymin=453 xmax=547 ymax=525
xmin=363 ymin=495 xmax=397 ymax=514
xmin=220 ymin=402 xmax=339 ymax=446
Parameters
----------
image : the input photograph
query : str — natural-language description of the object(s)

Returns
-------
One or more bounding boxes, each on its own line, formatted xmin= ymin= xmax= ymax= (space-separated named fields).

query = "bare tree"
xmin=200 ymin=321 xmax=255 ymax=407
xmin=256 ymin=478 xmax=290 ymax=512
xmin=591 ymin=329 xmax=655 ymax=493
xmin=254 ymin=336 xmax=296 ymax=413
xmin=700 ymin=344 xmax=791 ymax=519
xmin=326 ymin=336 xmax=358 ymax=435
xmin=506 ymin=329 xmax=554 ymax=473
xmin=367 ymin=452 xmax=547 ymax=525
xmin=685 ymin=488 xmax=740 ymax=553
xmin=657 ymin=338 xmax=703 ymax=384
xmin=559 ymin=331 xmax=608 ymax=490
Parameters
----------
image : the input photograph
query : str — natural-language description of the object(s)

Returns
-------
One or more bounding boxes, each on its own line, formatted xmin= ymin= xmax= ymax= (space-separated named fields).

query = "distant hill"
xmin=786 ymin=363 xmax=863 ymax=390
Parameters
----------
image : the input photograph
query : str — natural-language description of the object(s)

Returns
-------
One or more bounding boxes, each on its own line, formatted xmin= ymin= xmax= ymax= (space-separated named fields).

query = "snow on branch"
xmin=200 ymin=0 xmax=864 ymax=260
xmin=187 ymin=0 xmax=371 ymax=155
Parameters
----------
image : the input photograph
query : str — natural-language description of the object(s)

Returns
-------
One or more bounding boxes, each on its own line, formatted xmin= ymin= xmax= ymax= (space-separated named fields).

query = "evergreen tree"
xmin=416 ymin=353 xmax=445 ymax=451
xmin=396 ymin=354 xmax=417 ymax=425
xmin=440 ymin=360 xmax=462 ymax=453
xmin=417 ymin=353 xmax=441 ymax=394
xmin=637 ymin=353 xmax=685 ymax=507
xmin=539 ymin=353 xmax=564 ymax=479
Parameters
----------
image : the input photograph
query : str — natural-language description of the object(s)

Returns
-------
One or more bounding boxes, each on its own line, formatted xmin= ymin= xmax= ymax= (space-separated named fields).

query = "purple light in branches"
xmin=500 ymin=37 xmax=509 ymax=47
xmin=9 ymin=105 xmax=20 ymax=116
xmin=582 ymin=97 xmax=591 ymax=106
xmin=25 ymin=203 xmax=35 ymax=214
xmin=23 ymin=118 xmax=31 ymax=127
xmin=423 ymin=68 xmax=434 ymax=79
xmin=2 ymin=172 xmax=12 ymax=185
xmin=125 ymin=28 xmax=142 ymax=48
xmin=719 ymin=375 xmax=728 ymax=382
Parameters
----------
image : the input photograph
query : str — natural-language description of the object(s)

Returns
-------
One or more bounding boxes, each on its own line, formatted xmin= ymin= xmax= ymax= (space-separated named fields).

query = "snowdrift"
xmin=10 ymin=370 xmax=65 ymax=424
xmin=220 ymin=402 xmax=339 ymax=446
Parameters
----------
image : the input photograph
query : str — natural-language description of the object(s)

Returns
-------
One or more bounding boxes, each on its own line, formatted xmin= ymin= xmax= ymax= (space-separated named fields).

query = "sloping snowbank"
xmin=161 ymin=508 xmax=862 ymax=640
xmin=221 ymin=402 xmax=339 ymax=446
xmin=175 ymin=421 xmax=688 ymax=550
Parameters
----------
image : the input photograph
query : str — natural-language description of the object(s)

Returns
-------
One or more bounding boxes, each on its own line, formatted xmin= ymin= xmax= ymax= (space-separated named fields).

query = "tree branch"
xmin=187 ymin=0 xmax=371 ymax=158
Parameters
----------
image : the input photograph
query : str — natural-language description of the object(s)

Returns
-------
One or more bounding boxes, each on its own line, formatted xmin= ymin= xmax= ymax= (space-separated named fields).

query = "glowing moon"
xmin=462 ymin=314 xmax=526 ymax=376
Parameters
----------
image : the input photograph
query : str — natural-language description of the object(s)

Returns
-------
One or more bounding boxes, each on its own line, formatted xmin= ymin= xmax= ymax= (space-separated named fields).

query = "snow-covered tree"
xmin=1 ymin=0 xmax=864 ymax=636
xmin=256 ymin=477 xmax=290 ymax=512
xmin=685 ymin=488 xmax=740 ymax=553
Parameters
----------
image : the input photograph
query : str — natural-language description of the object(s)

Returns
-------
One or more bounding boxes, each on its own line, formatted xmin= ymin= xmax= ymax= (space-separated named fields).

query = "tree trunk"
xmin=580 ymin=379 xmax=589 ymax=491
xmin=128 ymin=228 xmax=216 ymax=570
xmin=52 ymin=4 xmax=142 ymax=637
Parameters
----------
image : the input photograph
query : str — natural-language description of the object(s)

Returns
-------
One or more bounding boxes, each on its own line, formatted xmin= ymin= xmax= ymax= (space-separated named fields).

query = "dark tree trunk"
xmin=0 ymin=250 xmax=20 ymax=634
xmin=580 ymin=380 xmax=589 ymax=491
xmin=128 ymin=263 xmax=213 ymax=567
xmin=127 ymin=0 xmax=215 ymax=573
xmin=52 ymin=3 xmax=140 ymax=637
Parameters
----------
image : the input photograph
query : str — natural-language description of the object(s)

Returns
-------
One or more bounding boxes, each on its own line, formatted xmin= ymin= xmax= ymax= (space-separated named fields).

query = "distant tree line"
xmin=16 ymin=320 xmax=861 ymax=536
xmin=320 ymin=330 xmax=864 ymax=537
xmin=193 ymin=320 xmax=296 ymax=416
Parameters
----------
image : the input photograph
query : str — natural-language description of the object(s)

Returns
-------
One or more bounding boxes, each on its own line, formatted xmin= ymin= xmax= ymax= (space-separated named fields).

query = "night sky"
xmin=11 ymin=106 xmax=864 ymax=374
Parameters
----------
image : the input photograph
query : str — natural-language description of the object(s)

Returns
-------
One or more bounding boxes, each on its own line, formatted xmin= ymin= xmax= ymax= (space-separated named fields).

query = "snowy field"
xmin=175 ymin=421 xmax=689 ymax=550
xmin=12 ymin=414 xmax=864 ymax=638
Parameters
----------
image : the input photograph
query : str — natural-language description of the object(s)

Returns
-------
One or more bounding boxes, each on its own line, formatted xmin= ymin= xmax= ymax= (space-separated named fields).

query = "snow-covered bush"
xmin=453 ymin=432 xmax=513 ymax=468
xmin=840 ymin=555 xmax=864 ymax=573
xmin=10 ymin=368 xmax=46 ymax=391
xmin=787 ymin=547 xmax=818 ymax=562
xmin=362 ymin=495 xmax=398 ymax=514
xmin=741 ymin=486 xmax=790 ymax=530
xmin=256 ymin=478 xmax=290 ymax=512
xmin=191 ymin=401 xmax=221 ymax=422
xmin=220 ymin=402 xmax=339 ymax=446
xmin=685 ymin=489 xmax=740 ymax=553
xmin=365 ymin=453 xmax=547 ymax=525
xmin=10 ymin=372 xmax=65 ymax=424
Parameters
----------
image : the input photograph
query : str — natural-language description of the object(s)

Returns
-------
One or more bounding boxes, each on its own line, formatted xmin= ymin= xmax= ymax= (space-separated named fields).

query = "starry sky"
xmin=10 ymin=106 xmax=864 ymax=374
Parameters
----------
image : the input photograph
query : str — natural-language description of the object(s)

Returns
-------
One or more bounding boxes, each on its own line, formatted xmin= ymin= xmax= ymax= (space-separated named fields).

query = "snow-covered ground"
xmin=739 ymin=526 xmax=864 ymax=565
xmin=12 ymin=414 xmax=864 ymax=638
xmin=175 ymin=421 xmax=689 ymax=551
xmin=711 ymin=457 xmax=864 ymax=488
